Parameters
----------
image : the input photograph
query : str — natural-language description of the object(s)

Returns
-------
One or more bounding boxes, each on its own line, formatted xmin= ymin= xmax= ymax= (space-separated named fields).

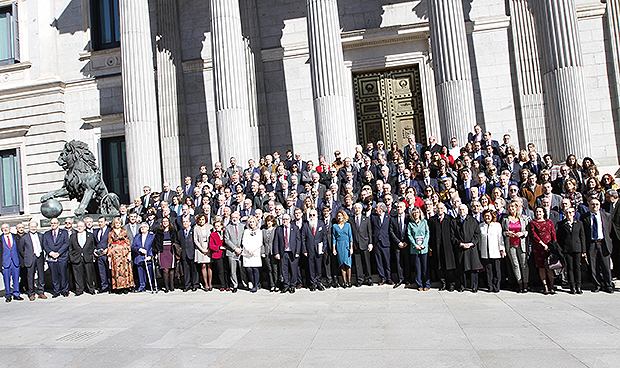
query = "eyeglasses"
xmin=309 ymin=214 xmax=317 ymax=217
xmin=509 ymin=189 xmax=518 ymax=192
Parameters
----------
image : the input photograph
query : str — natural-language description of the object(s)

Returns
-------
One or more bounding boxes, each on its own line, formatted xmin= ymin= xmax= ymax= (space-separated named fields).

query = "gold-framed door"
xmin=353 ymin=65 xmax=426 ymax=150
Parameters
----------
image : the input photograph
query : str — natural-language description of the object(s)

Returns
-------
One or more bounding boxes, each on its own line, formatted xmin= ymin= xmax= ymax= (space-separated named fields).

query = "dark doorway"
xmin=101 ymin=136 xmax=129 ymax=204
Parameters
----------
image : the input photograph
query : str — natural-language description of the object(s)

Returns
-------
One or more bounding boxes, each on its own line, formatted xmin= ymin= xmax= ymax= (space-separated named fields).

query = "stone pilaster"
xmin=534 ymin=0 xmax=591 ymax=160
xmin=156 ymin=0 xmax=190 ymax=187
xmin=508 ymin=0 xmax=547 ymax=152
xmin=608 ymin=0 xmax=620 ymax=113
xmin=306 ymin=0 xmax=357 ymax=159
xmin=427 ymin=0 xmax=477 ymax=146
xmin=119 ymin=0 xmax=162 ymax=199
xmin=210 ymin=0 xmax=256 ymax=166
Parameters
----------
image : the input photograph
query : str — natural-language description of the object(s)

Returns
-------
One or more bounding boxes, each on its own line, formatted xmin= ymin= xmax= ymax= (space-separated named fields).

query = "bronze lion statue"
xmin=40 ymin=140 xmax=120 ymax=216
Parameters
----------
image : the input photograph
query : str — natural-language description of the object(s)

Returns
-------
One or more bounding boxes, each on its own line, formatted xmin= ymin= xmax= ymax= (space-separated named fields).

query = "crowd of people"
xmin=3 ymin=125 xmax=620 ymax=302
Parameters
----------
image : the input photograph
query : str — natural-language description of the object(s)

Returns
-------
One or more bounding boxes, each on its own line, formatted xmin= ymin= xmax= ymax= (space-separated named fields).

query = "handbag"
xmin=545 ymin=253 xmax=563 ymax=270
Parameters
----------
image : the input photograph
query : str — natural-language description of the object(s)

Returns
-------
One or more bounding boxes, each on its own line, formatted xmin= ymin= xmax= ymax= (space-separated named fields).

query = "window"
xmin=101 ymin=137 xmax=129 ymax=204
xmin=0 ymin=3 xmax=19 ymax=66
xmin=0 ymin=149 xmax=23 ymax=215
xmin=91 ymin=0 xmax=120 ymax=50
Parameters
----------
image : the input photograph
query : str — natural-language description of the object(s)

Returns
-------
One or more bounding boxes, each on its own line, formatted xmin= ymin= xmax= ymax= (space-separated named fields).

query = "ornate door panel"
xmin=354 ymin=66 xmax=426 ymax=150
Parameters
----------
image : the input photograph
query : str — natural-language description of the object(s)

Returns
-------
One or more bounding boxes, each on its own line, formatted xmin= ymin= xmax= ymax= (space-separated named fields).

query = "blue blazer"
xmin=131 ymin=233 xmax=154 ymax=265
xmin=273 ymin=225 xmax=302 ymax=256
xmin=42 ymin=229 xmax=70 ymax=262
xmin=94 ymin=227 xmax=111 ymax=250
xmin=1 ymin=234 xmax=20 ymax=269
xmin=371 ymin=213 xmax=391 ymax=248
xmin=301 ymin=222 xmax=328 ymax=256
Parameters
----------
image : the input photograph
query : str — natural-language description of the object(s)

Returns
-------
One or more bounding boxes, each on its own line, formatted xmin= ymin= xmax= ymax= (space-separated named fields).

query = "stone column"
xmin=608 ymin=0 xmax=620 ymax=113
xmin=508 ymin=0 xmax=547 ymax=152
xmin=534 ymin=0 xmax=591 ymax=159
xmin=156 ymin=0 xmax=190 ymax=187
xmin=210 ymin=0 xmax=256 ymax=166
xmin=119 ymin=0 xmax=162 ymax=199
xmin=427 ymin=0 xmax=477 ymax=146
xmin=306 ymin=0 xmax=357 ymax=159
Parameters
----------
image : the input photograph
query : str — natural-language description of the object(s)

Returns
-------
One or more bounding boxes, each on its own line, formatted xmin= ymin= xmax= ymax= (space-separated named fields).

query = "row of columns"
xmin=119 ymin=0 xmax=595 ymax=200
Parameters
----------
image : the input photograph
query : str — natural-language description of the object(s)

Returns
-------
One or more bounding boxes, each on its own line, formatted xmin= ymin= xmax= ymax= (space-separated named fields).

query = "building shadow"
xmin=603 ymin=12 xmax=620 ymax=165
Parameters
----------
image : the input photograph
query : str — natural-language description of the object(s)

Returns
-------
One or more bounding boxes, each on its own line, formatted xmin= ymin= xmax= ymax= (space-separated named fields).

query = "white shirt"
xmin=592 ymin=211 xmax=604 ymax=240
xmin=30 ymin=232 xmax=42 ymax=257
xmin=78 ymin=232 xmax=86 ymax=248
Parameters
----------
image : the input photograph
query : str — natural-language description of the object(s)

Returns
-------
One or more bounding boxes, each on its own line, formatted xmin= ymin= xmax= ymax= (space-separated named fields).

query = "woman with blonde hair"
xmin=106 ymin=217 xmax=134 ymax=294
xmin=332 ymin=210 xmax=353 ymax=288
xmin=193 ymin=213 xmax=213 ymax=291
xmin=407 ymin=207 xmax=430 ymax=291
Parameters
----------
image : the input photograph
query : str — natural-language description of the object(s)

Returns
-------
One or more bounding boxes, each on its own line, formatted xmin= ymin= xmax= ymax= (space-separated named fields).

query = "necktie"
xmin=53 ymin=231 xmax=57 ymax=243
xmin=6 ymin=236 xmax=11 ymax=249
xmin=400 ymin=216 xmax=404 ymax=233
xmin=185 ymin=230 xmax=188 ymax=238
xmin=312 ymin=226 xmax=316 ymax=236
xmin=234 ymin=224 xmax=238 ymax=237
xmin=592 ymin=214 xmax=599 ymax=240
xmin=285 ymin=227 xmax=290 ymax=251
xmin=357 ymin=216 xmax=360 ymax=229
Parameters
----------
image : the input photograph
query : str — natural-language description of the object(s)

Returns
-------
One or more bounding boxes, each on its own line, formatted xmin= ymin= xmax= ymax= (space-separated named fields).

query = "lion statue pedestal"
xmin=40 ymin=140 xmax=121 ymax=216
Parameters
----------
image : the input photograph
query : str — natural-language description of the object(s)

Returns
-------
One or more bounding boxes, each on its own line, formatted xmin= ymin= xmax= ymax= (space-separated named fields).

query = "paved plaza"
xmin=1 ymin=286 xmax=620 ymax=368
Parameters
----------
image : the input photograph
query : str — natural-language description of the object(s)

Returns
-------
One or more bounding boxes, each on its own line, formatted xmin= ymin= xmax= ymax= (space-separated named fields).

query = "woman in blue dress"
xmin=332 ymin=210 xmax=354 ymax=288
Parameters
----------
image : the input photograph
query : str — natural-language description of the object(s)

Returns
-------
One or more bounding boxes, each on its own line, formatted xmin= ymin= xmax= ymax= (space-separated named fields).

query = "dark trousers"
xmin=611 ymin=233 xmax=620 ymax=279
xmin=72 ymin=259 xmax=96 ymax=294
xmin=436 ymin=256 xmax=456 ymax=289
xmin=308 ymin=253 xmax=323 ymax=286
xmin=182 ymin=256 xmax=199 ymax=289
xmin=374 ymin=245 xmax=391 ymax=282
xmin=458 ymin=270 xmax=479 ymax=291
xmin=96 ymin=255 xmax=111 ymax=290
xmin=136 ymin=261 xmax=155 ymax=291
xmin=2 ymin=263 xmax=20 ymax=297
xmin=353 ymin=249 xmax=372 ymax=284
xmin=411 ymin=253 xmax=430 ymax=289
xmin=247 ymin=267 xmax=260 ymax=291
xmin=49 ymin=260 xmax=68 ymax=294
xmin=323 ymin=251 xmax=339 ymax=282
xmin=564 ymin=252 xmax=582 ymax=289
xmin=25 ymin=255 xmax=45 ymax=296
xmin=297 ymin=255 xmax=307 ymax=286
xmin=263 ymin=255 xmax=279 ymax=288
xmin=589 ymin=242 xmax=612 ymax=288
xmin=281 ymin=252 xmax=299 ymax=289
xmin=212 ymin=257 xmax=228 ymax=288
xmin=483 ymin=258 xmax=501 ymax=292
xmin=393 ymin=245 xmax=410 ymax=283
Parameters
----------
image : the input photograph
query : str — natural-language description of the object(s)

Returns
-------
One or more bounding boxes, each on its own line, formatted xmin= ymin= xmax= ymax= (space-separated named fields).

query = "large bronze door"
xmin=353 ymin=66 xmax=426 ymax=149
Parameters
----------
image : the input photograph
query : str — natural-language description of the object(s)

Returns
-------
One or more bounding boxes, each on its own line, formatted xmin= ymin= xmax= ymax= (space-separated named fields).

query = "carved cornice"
xmin=0 ymin=124 xmax=30 ymax=138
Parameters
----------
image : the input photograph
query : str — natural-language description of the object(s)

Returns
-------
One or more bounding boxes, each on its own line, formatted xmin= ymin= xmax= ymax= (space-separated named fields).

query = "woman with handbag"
xmin=530 ymin=206 xmax=557 ymax=294
xmin=153 ymin=217 xmax=179 ymax=293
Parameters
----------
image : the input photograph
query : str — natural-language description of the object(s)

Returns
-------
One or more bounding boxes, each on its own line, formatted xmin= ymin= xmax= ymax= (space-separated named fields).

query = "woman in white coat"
xmin=242 ymin=216 xmax=263 ymax=293
xmin=193 ymin=213 xmax=213 ymax=291
xmin=479 ymin=209 xmax=506 ymax=292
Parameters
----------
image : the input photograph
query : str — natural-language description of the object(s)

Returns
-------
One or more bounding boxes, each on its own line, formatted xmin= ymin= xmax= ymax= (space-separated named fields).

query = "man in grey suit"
xmin=535 ymin=182 xmax=562 ymax=212
xmin=18 ymin=221 xmax=47 ymax=300
xmin=224 ymin=211 xmax=247 ymax=292
xmin=124 ymin=212 xmax=139 ymax=245
xmin=349 ymin=203 xmax=373 ymax=287
xmin=582 ymin=198 xmax=614 ymax=293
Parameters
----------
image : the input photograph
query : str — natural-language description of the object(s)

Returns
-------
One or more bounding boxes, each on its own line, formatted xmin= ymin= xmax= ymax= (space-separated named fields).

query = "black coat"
xmin=68 ymin=232 xmax=96 ymax=263
xmin=428 ymin=214 xmax=456 ymax=270
xmin=389 ymin=214 xmax=410 ymax=246
xmin=153 ymin=228 xmax=179 ymax=254
xmin=17 ymin=232 xmax=44 ymax=268
xmin=349 ymin=215 xmax=372 ymax=251
xmin=450 ymin=216 xmax=483 ymax=271
xmin=177 ymin=228 xmax=195 ymax=260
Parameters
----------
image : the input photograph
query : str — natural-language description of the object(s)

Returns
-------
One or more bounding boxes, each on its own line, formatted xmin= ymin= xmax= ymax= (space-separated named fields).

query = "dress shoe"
xmin=418 ymin=287 xmax=423 ymax=291
xmin=457 ymin=287 xmax=465 ymax=293
xmin=132 ymin=289 xmax=143 ymax=293
xmin=576 ymin=287 xmax=583 ymax=294
xmin=38 ymin=293 xmax=47 ymax=299
xmin=296 ymin=284 xmax=302 ymax=289
xmin=592 ymin=286 xmax=601 ymax=293
xmin=280 ymin=288 xmax=288 ymax=293
xmin=289 ymin=287 xmax=295 ymax=294
xmin=62 ymin=292 xmax=69 ymax=297
xmin=438 ymin=284 xmax=446 ymax=291
xmin=183 ymin=288 xmax=189 ymax=292
xmin=379 ymin=280 xmax=386 ymax=285
xmin=309 ymin=285 xmax=316 ymax=292
xmin=231 ymin=288 xmax=238 ymax=293
xmin=317 ymin=283 xmax=325 ymax=291
xmin=250 ymin=288 xmax=257 ymax=293
xmin=423 ymin=288 xmax=430 ymax=291
xmin=569 ymin=288 xmax=576 ymax=294
xmin=387 ymin=280 xmax=394 ymax=285
xmin=355 ymin=282 xmax=362 ymax=287
xmin=192 ymin=287 xmax=198 ymax=292
xmin=393 ymin=282 xmax=402 ymax=289
xmin=471 ymin=289 xmax=478 ymax=293
xmin=74 ymin=292 xmax=83 ymax=297
xmin=220 ymin=287 xmax=225 ymax=292
xmin=29 ymin=295 xmax=36 ymax=301
xmin=365 ymin=280 xmax=373 ymax=286
xmin=51 ymin=293 xmax=60 ymax=298
xmin=448 ymin=285 xmax=455 ymax=292
xmin=5 ymin=296 xmax=11 ymax=303
xmin=324 ymin=282 xmax=331 ymax=289
xmin=605 ymin=287 xmax=614 ymax=294
xmin=86 ymin=290 xmax=95 ymax=295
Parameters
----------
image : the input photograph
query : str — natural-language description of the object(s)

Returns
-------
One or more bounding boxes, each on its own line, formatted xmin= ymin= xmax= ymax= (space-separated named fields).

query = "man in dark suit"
xmin=160 ymin=182 xmax=178 ymax=204
xmin=522 ymin=151 xmax=544 ymax=177
xmin=124 ymin=212 xmax=140 ymax=245
xmin=428 ymin=203 xmax=456 ymax=291
xmin=42 ymin=218 xmax=70 ymax=298
xmin=301 ymin=209 xmax=328 ymax=291
xmin=403 ymin=134 xmax=423 ymax=161
xmin=556 ymin=207 xmax=586 ymax=294
xmin=500 ymin=151 xmax=522 ymax=183
xmin=178 ymin=217 xmax=199 ymax=292
xmin=457 ymin=169 xmax=475 ymax=204
xmin=141 ymin=186 xmax=155 ymax=211
xmin=451 ymin=205 xmax=483 ymax=292
xmin=94 ymin=217 xmax=111 ymax=292
xmin=18 ymin=221 xmax=47 ymax=300
xmin=349 ymin=203 xmax=373 ymax=287
xmin=68 ymin=221 xmax=96 ymax=296
xmin=175 ymin=204 xmax=196 ymax=230
xmin=481 ymin=131 xmax=500 ymax=155
xmin=321 ymin=206 xmax=338 ymax=288
xmin=535 ymin=182 xmax=562 ymax=212
xmin=467 ymin=124 xmax=483 ymax=143
xmin=582 ymin=198 xmax=614 ymax=293
xmin=389 ymin=202 xmax=410 ymax=287
xmin=224 ymin=212 xmax=247 ymax=292
xmin=418 ymin=167 xmax=439 ymax=193
xmin=424 ymin=136 xmax=442 ymax=154
xmin=371 ymin=203 xmax=393 ymax=284
xmin=481 ymin=145 xmax=501 ymax=169
xmin=274 ymin=213 xmax=302 ymax=293
xmin=1 ymin=223 xmax=23 ymax=302
xmin=318 ymin=190 xmax=341 ymax=216
xmin=337 ymin=157 xmax=359 ymax=184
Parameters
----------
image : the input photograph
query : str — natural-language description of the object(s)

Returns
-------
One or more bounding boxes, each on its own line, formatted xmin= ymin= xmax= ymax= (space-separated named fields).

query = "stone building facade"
xmin=0 ymin=0 xmax=618 ymax=220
